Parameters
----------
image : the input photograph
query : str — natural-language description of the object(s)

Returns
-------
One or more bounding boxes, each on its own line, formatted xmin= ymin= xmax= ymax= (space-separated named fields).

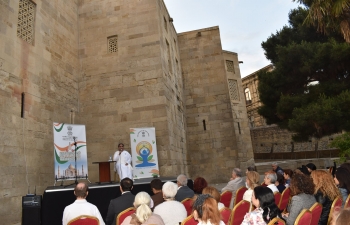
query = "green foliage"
xmin=147 ymin=155 xmax=153 ymax=161
xmin=329 ymin=132 xmax=350 ymax=162
xmin=259 ymin=7 xmax=350 ymax=141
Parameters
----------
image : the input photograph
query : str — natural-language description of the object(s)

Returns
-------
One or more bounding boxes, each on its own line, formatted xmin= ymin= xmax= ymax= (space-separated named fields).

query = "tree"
xmin=258 ymin=7 xmax=350 ymax=141
xmin=329 ymin=132 xmax=350 ymax=161
xmin=294 ymin=0 xmax=350 ymax=43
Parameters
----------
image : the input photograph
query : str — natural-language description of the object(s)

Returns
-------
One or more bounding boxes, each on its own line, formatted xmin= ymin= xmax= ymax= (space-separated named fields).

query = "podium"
xmin=92 ymin=161 xmax=115 ymax=183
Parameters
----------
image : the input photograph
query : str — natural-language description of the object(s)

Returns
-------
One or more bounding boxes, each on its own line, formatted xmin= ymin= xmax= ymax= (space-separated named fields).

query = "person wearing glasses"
xmin=113 ymin=143 xmax=133 ymax=180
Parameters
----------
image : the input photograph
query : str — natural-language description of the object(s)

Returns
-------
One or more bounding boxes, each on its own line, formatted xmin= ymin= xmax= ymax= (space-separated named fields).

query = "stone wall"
xmin=178 ymin=27 xmax=253 ymax=183
xmin=0 ymin=0 xmax=80 ymax=224
xmin=77 ymin=0 xmax=188 ymax=180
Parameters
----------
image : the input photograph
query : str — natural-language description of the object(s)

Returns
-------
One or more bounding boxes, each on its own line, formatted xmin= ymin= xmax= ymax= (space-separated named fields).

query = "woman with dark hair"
xmin=193 ymin=177 xmax=208 ymax=195
xmin=311 ymin=170 xmax=341 ymax=225
xmin=282 ymin=172 xmax=316 ymax=225
xmin=241 ymin=186 xmax=283 ymax=225
xmin=192 ymin=194 xmax=224 ymax=225
xmin=306 ymin=163 xmax=317 ymax=173
xmin=246 ymin=166 xmax=257 ymax=174
xmin=334 ymin=167 xmax=350 ymax=207
xmin=283 ymin=169 xmax=293 ymax=187
xmin=275 ymin=173 xmax=286 ymax=193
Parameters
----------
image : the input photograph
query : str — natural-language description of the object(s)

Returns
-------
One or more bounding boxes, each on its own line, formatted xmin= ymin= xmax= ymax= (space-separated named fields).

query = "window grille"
xmin=228 ymin=79 xmax=239 ymax=101
xmin=108 ymin=36 xmax=118 ymax=53
xmin=226 ymin=60 xmax=234 ymax=73
xmin=17 ymin=0 xmax=36 ymax=44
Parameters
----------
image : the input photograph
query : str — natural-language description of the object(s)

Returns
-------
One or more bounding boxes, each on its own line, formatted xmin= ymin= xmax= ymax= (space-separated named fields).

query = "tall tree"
xmin=295 ymin=0 xmax=350 ymax=43
xmin=258 ymin=7 xmax=350 ymax=141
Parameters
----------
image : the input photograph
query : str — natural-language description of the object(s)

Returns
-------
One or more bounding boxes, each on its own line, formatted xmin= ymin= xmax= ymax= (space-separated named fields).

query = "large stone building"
xmin=242 ymin=65 xmax=339 ymax=158
xmin=0 ymin=0 xmax=253 ymax=223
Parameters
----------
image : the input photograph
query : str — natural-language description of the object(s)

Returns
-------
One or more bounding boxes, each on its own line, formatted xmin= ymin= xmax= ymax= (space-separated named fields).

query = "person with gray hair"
xmin=271 ymin=162 xmax=284 ymax=175
xmin=174 ymin=174 xmax=194 ymax=202
xmin=264 ymin=171 xmax=279 ymax=193
xmin=154 ymin=181 xmax=187 ymax=225
xmin=121 ymin=192 xmax=164 ymax=225
xmin=221 ymin=168 xmax=245 ymax=208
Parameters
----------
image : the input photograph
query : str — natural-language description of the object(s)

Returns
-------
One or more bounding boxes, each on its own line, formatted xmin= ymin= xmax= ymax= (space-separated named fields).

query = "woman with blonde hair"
xmin=121 ymin=192 xmax=165 ymax=225
xmin=311 ymin=170 xmax=341 ymax=225
xmin=202 ymin=186 xmax=225 ymax=210
xmin=243 ymin=171 xmax=260 ymax=207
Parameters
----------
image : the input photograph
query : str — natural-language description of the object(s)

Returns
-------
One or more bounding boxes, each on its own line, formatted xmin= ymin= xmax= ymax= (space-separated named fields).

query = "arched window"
xmin=245 ymin=88 xmax=252 ymax=104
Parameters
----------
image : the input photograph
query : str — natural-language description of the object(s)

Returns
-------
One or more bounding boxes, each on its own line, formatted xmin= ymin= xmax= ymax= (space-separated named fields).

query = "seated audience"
xmin=193 ymin=177 xmax=208 ymax=195
xmin=334 ymin=167 xmax=350 ymax=207
xmin=306 ymin=163 xmax=317 ymax=173
xmin=192 ymin=194 xmax=225 ymax=225
xmin=121 ymin=191 xmax=164 ymax=225
xmin=264 ymin=171 xmax=279 ymax=193
xmin=311 ymin=170 xmax=341 ymax=225
xmin=241 ymin=186 xmax=284 ymax=225
xmin=332 ymin=208 xmax=350 ymax=225
xmin=202 ymin=186 xmax=225 ymax=210
xmin=150 ymin=178 xmax=164 ymax=210
xmin=243 ymin=171 xmax=260 ymax=208
xmin=275 ymin=173 xmax=286 ymax=193
xmin=283 ymin=169 xmax=293 ymax=187
xmin=175 ymin=174 xmax=195 ymax=202
xmin=272 ymin=162 xmax=284 ymax=175
xmin=282 ymin=172 xmax=316 ymax=225
xmin=62 ymin=182 xmax=105 ymax=225
xmin=106 ymin=178 xmax=135 ymax=225
xmin=154 ymin=181 xmax=187 ymax=225
xmin=221 ymin=168 xmax=245 ymax=208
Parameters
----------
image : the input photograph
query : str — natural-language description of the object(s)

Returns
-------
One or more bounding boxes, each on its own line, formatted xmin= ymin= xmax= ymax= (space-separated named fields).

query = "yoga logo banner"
xmin=53 ymin=123 xmax=88 ymax=180
xmin=130 ymin=127 xmax=159 ymax=179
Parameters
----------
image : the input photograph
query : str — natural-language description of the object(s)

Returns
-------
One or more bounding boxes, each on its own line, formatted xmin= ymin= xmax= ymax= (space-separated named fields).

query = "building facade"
xmin=0 ymin=0 xmax=253 ymax=223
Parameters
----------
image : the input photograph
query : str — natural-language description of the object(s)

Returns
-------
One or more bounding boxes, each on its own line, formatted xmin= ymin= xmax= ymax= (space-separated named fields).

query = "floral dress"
xmin=240 ymin=207 xmax=267 ymax=225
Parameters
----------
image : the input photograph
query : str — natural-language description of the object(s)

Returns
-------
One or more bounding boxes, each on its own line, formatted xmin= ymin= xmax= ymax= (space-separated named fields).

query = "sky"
xmin=163 ymin=0 xmax=301 ymax=77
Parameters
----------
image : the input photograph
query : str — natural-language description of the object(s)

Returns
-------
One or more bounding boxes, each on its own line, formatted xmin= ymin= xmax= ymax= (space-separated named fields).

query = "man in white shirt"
xmin=113 ymin=143 xmax=132 ymax=180
xmin=62 ymin=182 xmax=105 ymax=225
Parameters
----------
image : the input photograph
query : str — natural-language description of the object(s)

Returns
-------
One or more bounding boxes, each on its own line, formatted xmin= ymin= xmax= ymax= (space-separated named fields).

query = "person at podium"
xmin=113 ymin=143 xmax=133 ymax=180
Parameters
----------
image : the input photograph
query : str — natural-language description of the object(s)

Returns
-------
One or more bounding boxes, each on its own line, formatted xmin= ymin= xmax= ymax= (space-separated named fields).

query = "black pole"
xmin=21 ymin=92 xmax=25 ymax=118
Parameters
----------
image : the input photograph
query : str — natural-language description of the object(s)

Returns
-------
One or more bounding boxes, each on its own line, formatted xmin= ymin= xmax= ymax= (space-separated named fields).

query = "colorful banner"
xmin=130 ymin=127 xmax=159 ymax=179
xmin=53 ymin=123 xmax=88 ymax=180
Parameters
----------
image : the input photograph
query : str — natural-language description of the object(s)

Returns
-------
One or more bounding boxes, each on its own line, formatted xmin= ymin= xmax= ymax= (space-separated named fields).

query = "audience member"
xmin=306 ymin=163 xmax=317 ymax=173
xmin=311 ymin=170 xmax=341 ymax=225
xmin=334 ymin=167 xmax=350 ymax=207
xmin=271 ymin=162 xmax=284 ymax=175
xmin=175 ymin=174 xmax=195 ymax=202
xmin=243 ymin=171 xmax=260 ymax=209
xmin=283 ymin=169 xmax=293 ymax=187
xmin=121 ymin=192 xmax=165 ymax=225
xmin=193 ymin=177 xmax=208 ymax=195
xmin=282 ymin=172 xmax=316 ymax=225
xmin=221 ymin=168 xmax=245 ymax=208
xmin=246 ymin=166 xmax=257 ymax=174
xmin=275 ymin=173 xmax=286 ymax=193
xmin=264 ymin=171 xmax=279 ymax=193
xmin=241 ymin=186 xmax=283 ymax=225
xmin=202 ymin=186 xmax=225 ymax=210
xmin=150 ymin=178 xmax=164 ymax=210
xmin=192 ymin=194 xmax=225 ymax=225
xmin=106 ymin=178 xmax=135 ymax=225
xmin=62 ymin=182 xmax=105 ymax=225
xmin=154 ymin=181 xmax=187 ymax=225
xmin=332 ymin=208 xmax=350 ymax=225
xmin=297 ymin=165 xmax=310 ymax=176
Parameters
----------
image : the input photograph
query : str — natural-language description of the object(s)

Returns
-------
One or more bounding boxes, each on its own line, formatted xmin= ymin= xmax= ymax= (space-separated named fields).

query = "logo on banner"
xmin=135 ymin=141 xmax=156 ymax=167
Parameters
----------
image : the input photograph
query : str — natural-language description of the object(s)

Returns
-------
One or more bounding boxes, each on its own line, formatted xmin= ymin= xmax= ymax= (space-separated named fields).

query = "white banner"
xmin=53 ymin=123 xmax=88 ymax=180
xmin=130 ymin=127 xmax=159 ymax=179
